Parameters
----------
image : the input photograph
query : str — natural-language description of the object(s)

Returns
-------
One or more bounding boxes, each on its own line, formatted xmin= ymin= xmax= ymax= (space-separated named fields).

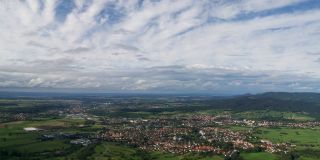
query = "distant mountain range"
xmin=205 ymin=92 xmax=320 ymax=114
xmin=1 ymin=91 xmax=320 ymax=114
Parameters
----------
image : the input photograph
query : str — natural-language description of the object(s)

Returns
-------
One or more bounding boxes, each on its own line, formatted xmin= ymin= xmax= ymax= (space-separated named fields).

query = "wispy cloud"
xmin=1 ymin=0 xmax=320 ymax=93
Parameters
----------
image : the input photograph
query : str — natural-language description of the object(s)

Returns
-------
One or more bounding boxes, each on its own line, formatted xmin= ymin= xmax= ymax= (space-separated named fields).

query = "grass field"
xmin=241 ymin=152 xmax=278 ymax=160
xmin=1 ymin=119 xmax=320 ymax=160
xmin=1 ymin=109 xmax=320 ymax=160
xmin=254 ymin=127 xmax=320 ymax=160
xmin=254 ymin=127 xmax=320 ymax=149
xmin=0 ymin=120 xmax=71 ymax=150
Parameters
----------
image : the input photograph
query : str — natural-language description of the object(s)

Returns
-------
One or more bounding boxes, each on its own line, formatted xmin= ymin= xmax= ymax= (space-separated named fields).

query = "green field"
xmin=0 ymin=119 xmax=279 ymax=160
xmin=254 ymin=127 xmax=320 ymax=160
xmin=254 ymin=127 xmax=320 ymax=149
xmin=241 ymin=152 xmax=278 ymax=160
xmin=1 ymin=98 xmax=320 ymax=160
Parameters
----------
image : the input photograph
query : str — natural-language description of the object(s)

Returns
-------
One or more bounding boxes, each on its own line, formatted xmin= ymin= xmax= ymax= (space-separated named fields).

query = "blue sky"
xmin=1 ymin=0 xmax=320 ymax=94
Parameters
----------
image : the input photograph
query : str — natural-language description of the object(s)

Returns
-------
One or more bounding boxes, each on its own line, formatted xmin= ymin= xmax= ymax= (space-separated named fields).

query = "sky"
xmin=1 ymin=0 xmax=320 ymax=94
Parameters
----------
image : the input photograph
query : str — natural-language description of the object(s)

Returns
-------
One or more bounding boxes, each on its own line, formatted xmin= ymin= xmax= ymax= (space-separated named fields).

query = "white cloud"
xmin=0 ymin=0 xmax=319 ymax=93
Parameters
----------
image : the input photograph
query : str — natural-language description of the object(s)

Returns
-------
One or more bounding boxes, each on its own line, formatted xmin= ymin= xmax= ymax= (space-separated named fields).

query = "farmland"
xmin=1 ymin=93 xmax=320 ymax=160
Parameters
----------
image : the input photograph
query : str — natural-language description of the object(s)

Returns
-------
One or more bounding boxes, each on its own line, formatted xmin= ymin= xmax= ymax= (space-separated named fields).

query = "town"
xmin=1 ymin=95 xmax=320 ymax=160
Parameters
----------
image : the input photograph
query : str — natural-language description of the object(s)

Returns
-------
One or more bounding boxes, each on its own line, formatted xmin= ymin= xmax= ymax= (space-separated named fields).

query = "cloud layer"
xmin=1 ymin=0 xmax=320 ymax=93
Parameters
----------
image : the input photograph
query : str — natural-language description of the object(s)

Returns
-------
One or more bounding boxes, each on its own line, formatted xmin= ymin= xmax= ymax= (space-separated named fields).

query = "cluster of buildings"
xmin=93 ymin=112 xmax=313 ymax=155
xmin=260 ymin=139 xmax=294 ymax=153
xmin=15 ymin=101 xmax=317 ymax=156
xmin=96 ymin=116 xmax=255 ymax=155
xmin=70 ymin=138 xmax=92 ymax=146
xmin=222 ymin=118 xmax=320 ymax=129
xmin=255 ymin=121 xmax=320 ymax=128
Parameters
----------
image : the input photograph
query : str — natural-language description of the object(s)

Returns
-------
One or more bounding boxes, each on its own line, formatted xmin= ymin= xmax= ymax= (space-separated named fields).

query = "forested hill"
xmin=203 ymin=92 xmax=320 ymax=114
xmin=1 ymin=91 xmax=320 ymax=114
xmin=253 ymin=92 xmax=320 ymax=102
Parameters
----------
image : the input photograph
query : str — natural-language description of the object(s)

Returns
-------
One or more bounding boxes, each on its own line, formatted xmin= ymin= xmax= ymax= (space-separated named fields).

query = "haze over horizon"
xmin=1 ymin=0 xmax=320 ymax=94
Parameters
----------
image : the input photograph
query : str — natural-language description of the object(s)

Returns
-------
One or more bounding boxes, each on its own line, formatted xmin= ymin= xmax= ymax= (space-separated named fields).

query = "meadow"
xmin=0 ymin=119 xmax=284 ymax=160
xmin=1 ymin=97 xmax=320 ymax=160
